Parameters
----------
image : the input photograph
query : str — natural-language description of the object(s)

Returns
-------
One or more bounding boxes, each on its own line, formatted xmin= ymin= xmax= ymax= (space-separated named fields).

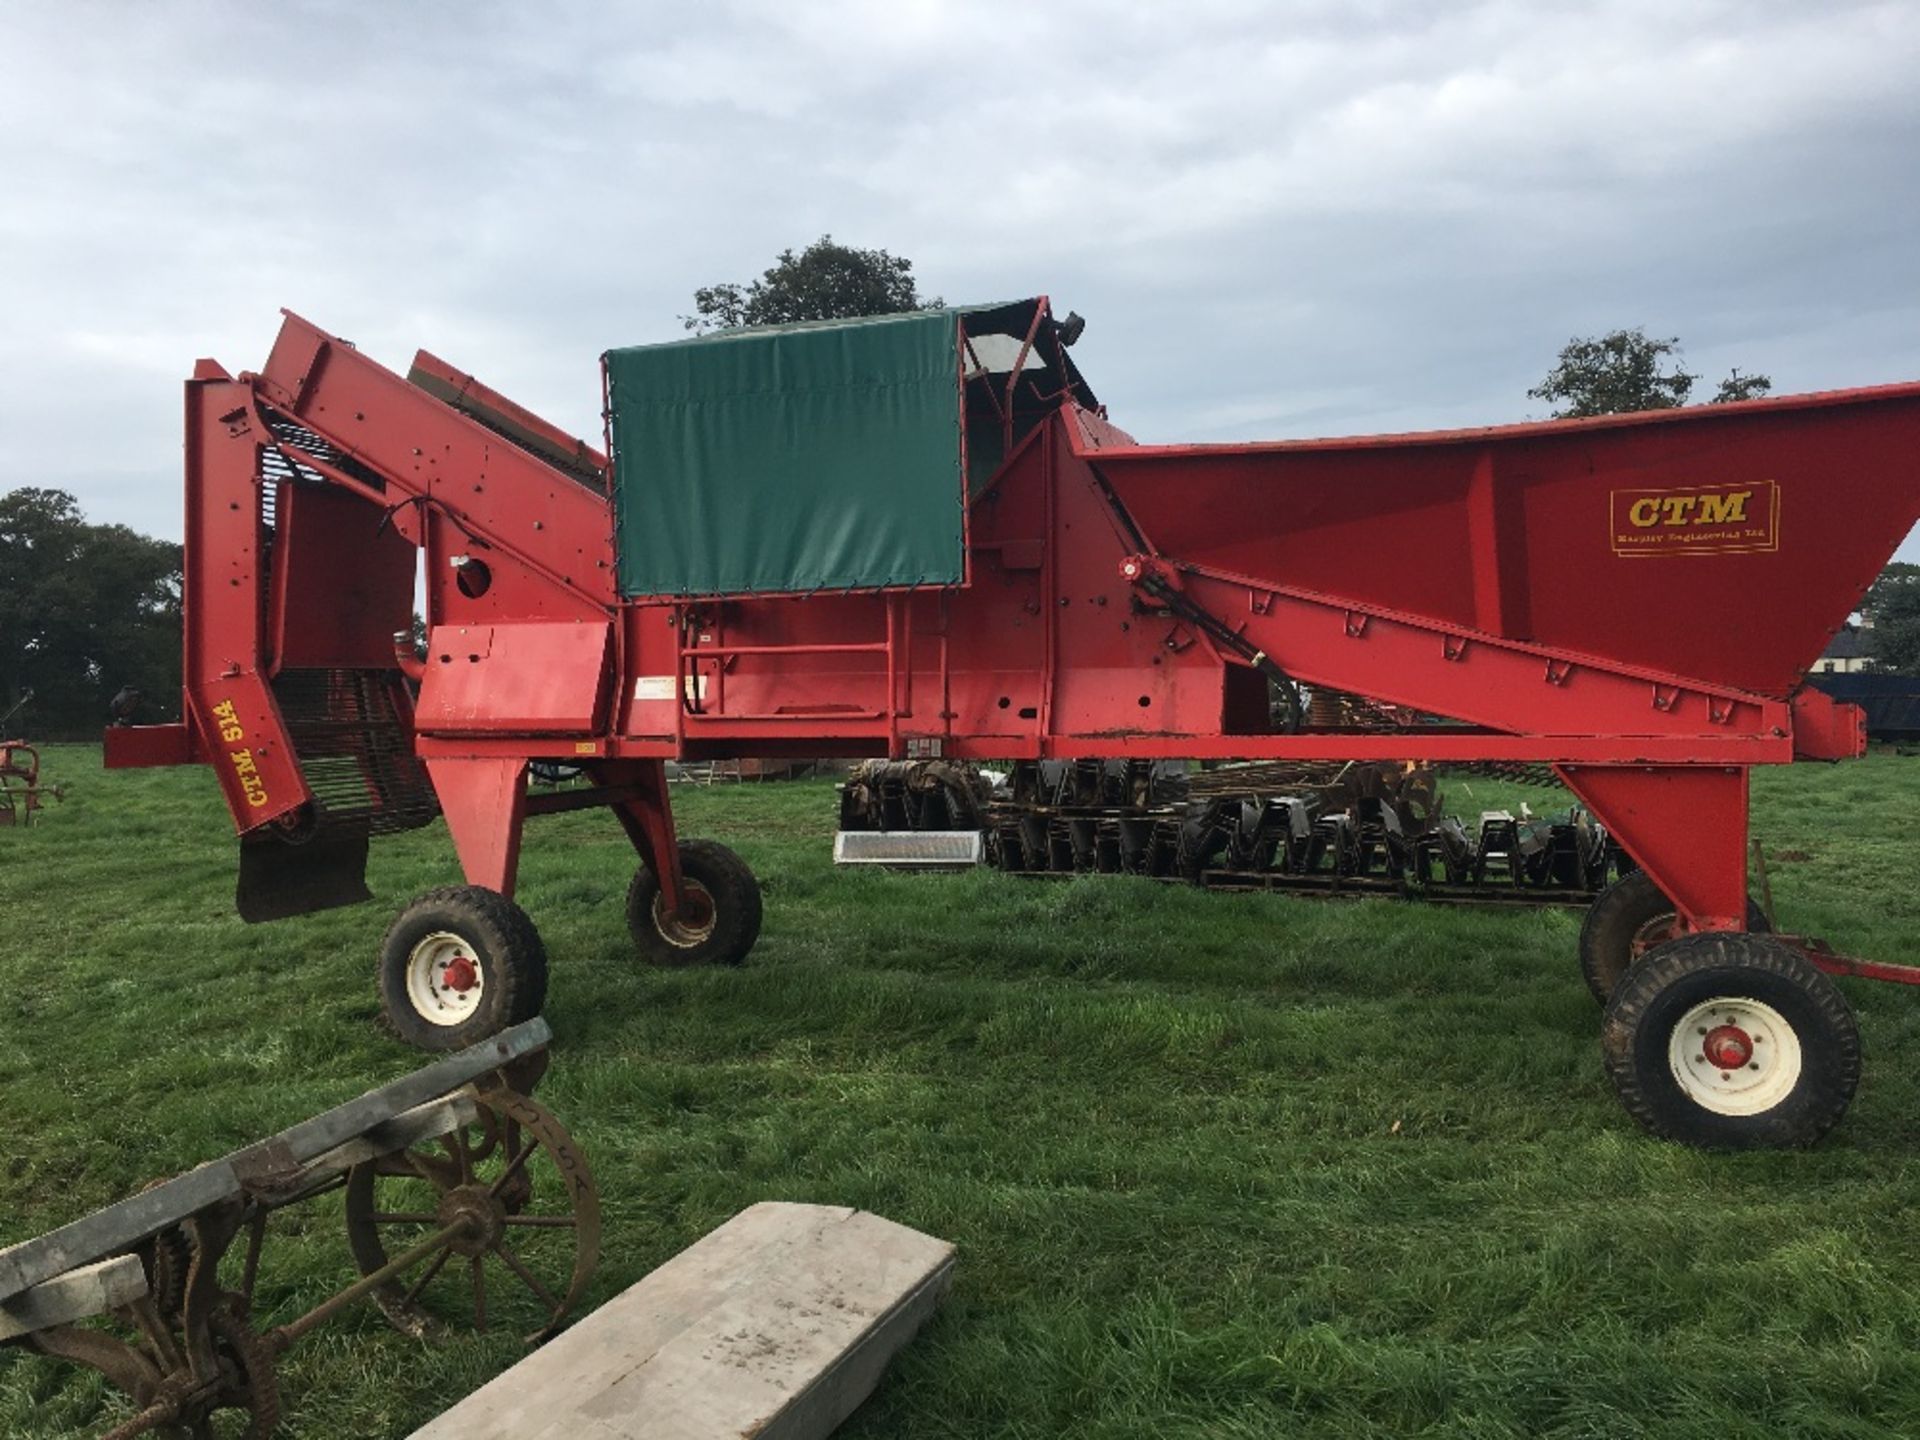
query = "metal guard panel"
xmin=833 ymin=829 xmax=984 ymax=868
xmin=415 ymin=622 xmax=613 ymax=735
xmin=606 ymin=309 xmax=967 ymax=596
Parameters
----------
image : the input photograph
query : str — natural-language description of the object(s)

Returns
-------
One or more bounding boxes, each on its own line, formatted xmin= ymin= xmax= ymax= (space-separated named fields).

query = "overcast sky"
xmin=2 ymin=0 xmax=1915 ymax=561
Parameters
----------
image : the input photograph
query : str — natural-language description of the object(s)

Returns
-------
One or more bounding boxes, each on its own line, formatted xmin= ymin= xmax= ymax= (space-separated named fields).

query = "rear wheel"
xmin=379 ymin=886 xmax=548 ymax=1050
xmin=1601 ymin=932 xmax=1859 ymax=1149
xmin=1578 ymin=868 xmax=1769 ymax=1005
xmin=626 ymin=839 xmax=762 ymax=968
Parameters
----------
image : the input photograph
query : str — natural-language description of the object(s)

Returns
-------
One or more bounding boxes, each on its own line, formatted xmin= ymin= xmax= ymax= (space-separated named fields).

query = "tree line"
xmin=0 ymin=488 xmax=181 ymax=739
xmin=2 ymin=249 xmax=1914 ymax=742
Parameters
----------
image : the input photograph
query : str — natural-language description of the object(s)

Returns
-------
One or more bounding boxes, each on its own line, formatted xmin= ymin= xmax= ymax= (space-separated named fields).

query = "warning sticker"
xmin=634 ymin=674 xmax=707 ymax=702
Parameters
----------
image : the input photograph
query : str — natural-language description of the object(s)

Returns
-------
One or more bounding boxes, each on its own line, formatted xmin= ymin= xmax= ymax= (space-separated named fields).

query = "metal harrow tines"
xmin=963 ymin=759 xmax=1620 ymax=906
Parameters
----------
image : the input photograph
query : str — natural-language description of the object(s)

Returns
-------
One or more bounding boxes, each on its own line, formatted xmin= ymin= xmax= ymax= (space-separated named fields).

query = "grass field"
xmin=4 ymin=746 xmax=1920 ymax=1438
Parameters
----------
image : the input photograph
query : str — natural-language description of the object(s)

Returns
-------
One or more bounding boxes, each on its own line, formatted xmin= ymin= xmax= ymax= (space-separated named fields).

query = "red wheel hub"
xmin=442 ymin=955 xmax=479 ymax=993
xmin=1702 ymin=1023 xmax=1753 ymax=1071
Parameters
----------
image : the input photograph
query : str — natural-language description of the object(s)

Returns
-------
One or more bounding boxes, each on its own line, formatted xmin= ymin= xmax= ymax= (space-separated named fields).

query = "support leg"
xmin=423 ymin=757 xmax=529 ymax=897
xmin=597 ymin=759 xmax=762 ymax=968
xmin=593 ymin=759 xmax=686 ymax=913
xmin=1557 ymin=764 xmax=1749 ymax=930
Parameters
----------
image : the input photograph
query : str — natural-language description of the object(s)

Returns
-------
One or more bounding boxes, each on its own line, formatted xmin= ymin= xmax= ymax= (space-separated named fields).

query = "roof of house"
xmin=1822 ymin=626 xmax=1871 ymax=660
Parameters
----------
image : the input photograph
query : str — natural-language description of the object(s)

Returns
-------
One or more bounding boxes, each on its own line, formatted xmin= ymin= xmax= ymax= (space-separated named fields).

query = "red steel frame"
xmin=107 ymin=306 xmax=1920 ymax=979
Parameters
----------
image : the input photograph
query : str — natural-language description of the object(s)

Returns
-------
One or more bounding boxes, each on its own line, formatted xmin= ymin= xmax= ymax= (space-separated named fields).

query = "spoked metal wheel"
xmin=28 ymin=1295 xmax=279 ymax=1440
xmin=342 ymin=1089 xmax=600 ymax=1343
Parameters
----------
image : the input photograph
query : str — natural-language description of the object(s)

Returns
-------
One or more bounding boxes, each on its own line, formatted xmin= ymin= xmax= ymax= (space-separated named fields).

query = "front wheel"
xmin=1601 ymin=932 xmax=1859 ymax=1149
xmin=378 ymin=886 xmax=549 ymax=1051
xmin=626 ymin=839 xmax=762 ymax=968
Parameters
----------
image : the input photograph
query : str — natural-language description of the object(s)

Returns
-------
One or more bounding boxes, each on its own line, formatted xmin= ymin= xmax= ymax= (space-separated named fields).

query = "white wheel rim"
xmin=651 ymin=881 xmax=717 ymax=949
xmin=406 ymin=930 xmax=484 ymax=1026
xmin=1667 ymin=995 xmax=1802 ymax=1115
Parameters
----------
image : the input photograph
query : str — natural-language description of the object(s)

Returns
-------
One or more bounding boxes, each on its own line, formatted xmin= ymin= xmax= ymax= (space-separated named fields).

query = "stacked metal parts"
xmin=838 ymin=758 xmax=1620 ymax=907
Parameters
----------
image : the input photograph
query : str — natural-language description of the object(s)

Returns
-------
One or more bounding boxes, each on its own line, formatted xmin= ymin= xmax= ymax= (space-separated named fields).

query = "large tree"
xmin=1529 ymin=328 xmax=1772 ymax=418
xmin=1863 ymin=561 xmax=1920 ymax=674
xmin=684 ymin=235 xmax=939 ymax=332
xmin=0 ymin=488 xmax=181 ymax=737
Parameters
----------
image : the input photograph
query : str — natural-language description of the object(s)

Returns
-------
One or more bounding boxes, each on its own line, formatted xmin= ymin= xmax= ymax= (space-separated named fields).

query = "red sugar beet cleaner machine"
xmin=107 ymin=299 xmax=1920 ymax=1149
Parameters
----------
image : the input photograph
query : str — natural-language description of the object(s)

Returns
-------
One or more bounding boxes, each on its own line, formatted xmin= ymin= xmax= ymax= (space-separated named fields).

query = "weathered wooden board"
xmin=409 ymin=1202 xmax=954 ymax=1440
xmin=288 ymin=1092 xmax=481 ymax=1196
xmin=0 ymin=1160 xmax=241 ymax=1310
xmin=0 ymin=1020 xmax=549 ymax=1304
xmin=228 ymin=1016 xmax=547 ymax=1184
xmin=0 ymin=1255 xmax=149 ymax=1342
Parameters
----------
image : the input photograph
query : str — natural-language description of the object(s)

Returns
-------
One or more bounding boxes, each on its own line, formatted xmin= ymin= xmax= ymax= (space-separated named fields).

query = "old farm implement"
xmin=1 ymin=694 xmax=61 ymax=828
xmin=105 ymin=300 xmax=1920 ymax=1147
xmin=0 ymin=1021 xmax=597 ymax=1438
xmin=0 ymin=740 xmax=58 ymax=827
xmin=3 ymin=1014 xmax=954 ymax=1440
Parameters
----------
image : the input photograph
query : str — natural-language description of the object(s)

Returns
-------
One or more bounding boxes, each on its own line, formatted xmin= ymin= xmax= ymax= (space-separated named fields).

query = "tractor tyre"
xmin=627 ymin=839 xmax=762 ymax=968
xmin=1578 ymin=868 xmax=1769 ymax=1006
xmin=1601 ymin=932 xmax=1859 ymax=1150
xmin=378 ymin=886 xmax=548 ymax=1051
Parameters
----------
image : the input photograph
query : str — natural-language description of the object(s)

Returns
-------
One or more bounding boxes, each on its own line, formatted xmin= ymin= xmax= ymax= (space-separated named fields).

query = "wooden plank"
xmin=0 ymin=1255 xmax=149 ymax=1342
xmin=0 ymin=1020 xmax=549 ymax=1304
xmin=0 ymin=1160 xmax=240 ymax=1306
xmin=239 ymin=1018 xmax=549 ymax=1174
xmin=297 ymin=1092 xmax=482 ymax=1183
xmin=409 ymin=1202 xmax=954 ymax=1440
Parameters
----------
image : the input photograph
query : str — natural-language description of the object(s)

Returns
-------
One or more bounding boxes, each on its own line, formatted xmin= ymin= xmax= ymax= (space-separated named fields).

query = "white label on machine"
xmin=834 ymin=831 xmax=983 ymax=869
xmin=634 ymin=675 xmax=707 ymax=702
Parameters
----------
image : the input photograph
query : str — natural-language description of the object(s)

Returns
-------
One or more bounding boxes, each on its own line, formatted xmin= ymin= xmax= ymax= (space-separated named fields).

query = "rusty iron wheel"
xmin=195 ymin=1301 xmax=281 ymax=1440
xmin=126 ymin=1183 xmax=196 ymax=1320
xmin=31 ymin=1295 xmax=276 ymax=1440
xmin=342 ymin=1089 xmax=599 ymax=1344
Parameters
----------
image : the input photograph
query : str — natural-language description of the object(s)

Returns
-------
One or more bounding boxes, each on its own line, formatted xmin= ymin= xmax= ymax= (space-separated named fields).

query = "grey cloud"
xmin=1 ymin=0 xmax=1914 ymax=561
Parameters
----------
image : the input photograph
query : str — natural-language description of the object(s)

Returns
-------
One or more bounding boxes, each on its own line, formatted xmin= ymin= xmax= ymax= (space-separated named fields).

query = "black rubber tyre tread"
xmin=378 ymin=885 xmax=548 ymax=1052
xmin=500 ymin=902 xmax=550 ymax=1019
xmin=626 ymin=838 xmax=763 ymax=968
xmin=1578 ymin=869 xmax=1769 ymax=1006
xmin=1601 ymin=932 xmax=1860 ymax=1150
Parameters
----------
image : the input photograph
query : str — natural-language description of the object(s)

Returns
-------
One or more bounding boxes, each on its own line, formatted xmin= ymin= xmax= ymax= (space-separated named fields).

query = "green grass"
xmin=4 ymin=747 xmax=1920 ymax=1438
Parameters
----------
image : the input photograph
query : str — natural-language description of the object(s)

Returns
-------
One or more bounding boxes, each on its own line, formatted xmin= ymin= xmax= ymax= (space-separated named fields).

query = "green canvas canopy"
xmin=604 ymin=299 xmax=1079 ymax=598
